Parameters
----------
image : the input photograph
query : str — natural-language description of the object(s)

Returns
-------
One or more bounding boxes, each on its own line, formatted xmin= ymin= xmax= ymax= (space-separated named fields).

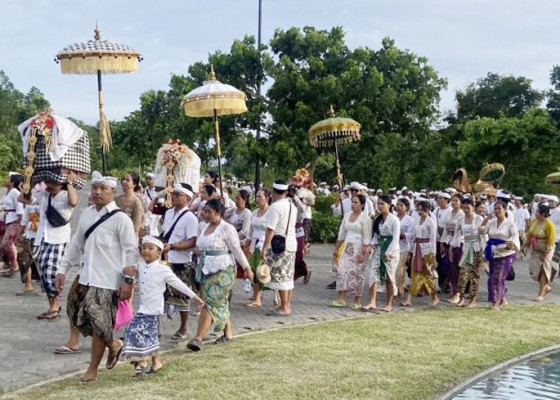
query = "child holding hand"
xmin=122 ymin=236 xmax=204 ymax=376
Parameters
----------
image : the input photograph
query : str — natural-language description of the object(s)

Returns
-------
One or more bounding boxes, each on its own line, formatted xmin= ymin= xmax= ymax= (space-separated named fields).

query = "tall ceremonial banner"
xmin=18 ymin=110 xmax=91 ymax=194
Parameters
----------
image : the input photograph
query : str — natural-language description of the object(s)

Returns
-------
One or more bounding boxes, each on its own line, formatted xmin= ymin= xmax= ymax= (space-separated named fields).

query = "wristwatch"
xmin=122 ymin=274 xmax=135 ymax=285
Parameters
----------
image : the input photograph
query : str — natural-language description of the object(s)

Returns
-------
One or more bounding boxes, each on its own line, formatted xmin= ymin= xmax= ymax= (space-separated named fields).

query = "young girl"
xmin=122 ymin=236 xmax=204 ymax=376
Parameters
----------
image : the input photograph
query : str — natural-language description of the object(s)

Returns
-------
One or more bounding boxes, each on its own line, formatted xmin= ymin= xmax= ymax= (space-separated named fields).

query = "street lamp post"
xmin=255 ymin=0 xmax=263 ymax=194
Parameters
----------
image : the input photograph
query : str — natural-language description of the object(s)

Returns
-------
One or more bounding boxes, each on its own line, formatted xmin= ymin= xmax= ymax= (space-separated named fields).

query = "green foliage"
xmin=454 ymin=72 xmax=544 ymax=122
xmin=310 ymin=194 xmax=340 ymax=243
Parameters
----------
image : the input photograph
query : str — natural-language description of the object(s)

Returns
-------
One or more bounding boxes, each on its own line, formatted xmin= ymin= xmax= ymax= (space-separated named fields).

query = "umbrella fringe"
xmin=59 ymin=57 xmax=138 ymax=75
xmin=99 ymin=112 xmax=112 ymax=152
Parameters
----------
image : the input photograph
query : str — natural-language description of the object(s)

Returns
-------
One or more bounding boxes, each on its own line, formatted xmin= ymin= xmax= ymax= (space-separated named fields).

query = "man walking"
xmin=261 ymin=180 xmax=297 ymax=316
xmin=161 ymin=183 xmax=198 ymax=340
xmin=55 ymin=172 xmax=139 ymax=383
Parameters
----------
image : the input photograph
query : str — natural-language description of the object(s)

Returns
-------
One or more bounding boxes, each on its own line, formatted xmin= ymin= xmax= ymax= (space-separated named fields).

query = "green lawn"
xmin=6 ymin=305 xmax=560 ymax=400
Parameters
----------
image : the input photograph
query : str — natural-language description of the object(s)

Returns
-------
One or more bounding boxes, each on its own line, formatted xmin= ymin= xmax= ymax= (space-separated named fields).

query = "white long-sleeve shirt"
xmin=478 ymin=217 xmax=520 ymax=258
xmin=371 ymin=213 xmax=401 ymax=255
xmin=409 ymin=217 xmax=437 ymax=256
xmin=137 ymin=260 xmax=196 ymax=315
xmin=59 ymin=201 xmax=140 ymax=290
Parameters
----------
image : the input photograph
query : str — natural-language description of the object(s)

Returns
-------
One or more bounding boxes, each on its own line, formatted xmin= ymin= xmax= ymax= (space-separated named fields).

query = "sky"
xmin=1 ymin=0 xmax=559 ymax=125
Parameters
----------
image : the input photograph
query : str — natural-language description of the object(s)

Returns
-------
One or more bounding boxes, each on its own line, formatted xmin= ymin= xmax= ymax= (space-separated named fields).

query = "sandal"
xmin=133 ymin=364 xmax=150 ymax=377
xmin=348 ymin=304 xmax=361 ymax=311
xmin=171 ymin=331 xmax=187 ymax=340
xmin=329 ymin=301 xmax=346 ymax=308
xmin=187 ymin=338 xmax=203 ymax=352
xmin=37 ymin=306 xmax=61 ymax=320
xmin=245 ymin=302 xmax=261 ymax=308
xmin=303 ymin=271 xmax=312 ymax=284
xmin=106 ymin=340 xmax=124 ymax=370
xmin=214 ymin=335 xmax=234 ymax=344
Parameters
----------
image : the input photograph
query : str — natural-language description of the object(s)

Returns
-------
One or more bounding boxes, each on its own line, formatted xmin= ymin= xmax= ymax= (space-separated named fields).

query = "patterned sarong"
xmin=122 ymin=313 xmax=160 ymax=361
xmin=336 ymin=242 xmax=366 ymax=297
xmin=38 ymin=241 xmax=68 ymax=297
xmin=68 ymin=282 xmax=117 ymax=347
xmin=165 ymin=262 xmax=194 ymax=311
xmin=266 ymin=249 xmax=296 ymax=291
xmin=200 ymin=265 xmax=235 ymax=332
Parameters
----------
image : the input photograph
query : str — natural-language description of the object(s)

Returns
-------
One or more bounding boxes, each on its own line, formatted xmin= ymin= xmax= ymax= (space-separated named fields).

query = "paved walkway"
xmin=1 ymin=240 xmax=558 ymax=393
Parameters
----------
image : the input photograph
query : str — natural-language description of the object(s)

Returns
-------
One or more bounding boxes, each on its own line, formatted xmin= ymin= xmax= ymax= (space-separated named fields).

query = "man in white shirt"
xmin=18 ymin=173 xmax=78 ymax=320
xmin=332 ymin=182 xmax=374 ymax=217
xmin=161 ymin=183 xmax=198 ymax=340
xmin=55 ymin=172 xmax=139 ymax=384
xmin=261 ymin=180 xmax=297 ymax=316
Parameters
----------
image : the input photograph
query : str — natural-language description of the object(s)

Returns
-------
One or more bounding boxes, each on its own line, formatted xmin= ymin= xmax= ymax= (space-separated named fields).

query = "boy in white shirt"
xmin=121 ymin=236 xmax=203 ymax=376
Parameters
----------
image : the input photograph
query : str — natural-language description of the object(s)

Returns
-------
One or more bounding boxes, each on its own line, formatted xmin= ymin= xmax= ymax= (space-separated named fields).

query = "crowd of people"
xmin=0 ymin=170 xmax=558 ymax=383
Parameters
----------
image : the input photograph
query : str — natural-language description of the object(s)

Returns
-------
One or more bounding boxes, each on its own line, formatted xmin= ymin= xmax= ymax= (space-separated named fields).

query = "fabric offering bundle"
xmin=18 ymin=109 xmax=91 ymax=194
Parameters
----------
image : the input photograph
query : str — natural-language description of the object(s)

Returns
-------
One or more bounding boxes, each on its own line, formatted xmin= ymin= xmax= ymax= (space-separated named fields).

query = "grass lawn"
xmin=5 ymin=305 xmax=560 ymax=400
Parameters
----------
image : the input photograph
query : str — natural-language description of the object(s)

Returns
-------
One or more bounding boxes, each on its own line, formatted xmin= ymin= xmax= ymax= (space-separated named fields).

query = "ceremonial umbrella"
xmin=308 ymin=106 xmax=361 ymax=189
xmin=545 ymin=172 xmax=560 ymax=186
xmin=181 ymin=65 xmax=247 ymax=194
xmin=55 ymin=24 xmax=142 ymax=174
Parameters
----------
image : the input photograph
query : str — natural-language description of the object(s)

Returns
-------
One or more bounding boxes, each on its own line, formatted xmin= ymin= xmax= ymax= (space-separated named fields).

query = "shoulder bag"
xmin=271 ymin=202 xmax=293 ymax=254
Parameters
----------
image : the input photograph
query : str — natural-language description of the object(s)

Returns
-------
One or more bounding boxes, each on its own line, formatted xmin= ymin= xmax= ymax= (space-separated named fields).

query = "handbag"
xmin=45 ymin=195 xmax=69 ymax=228
xmin=114 ymin=299 xmax=133 ymax=331
xmin=506 ymin=265 xmax=515 ymax=281
xmin=271 ymin=202 xmax=293 ymax=254
xmin=256 ymin=260 xmax=271 ymax=284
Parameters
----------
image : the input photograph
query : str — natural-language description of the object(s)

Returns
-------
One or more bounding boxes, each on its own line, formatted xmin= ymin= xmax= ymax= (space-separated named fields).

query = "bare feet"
xmin=381 ymin=305 xmax=392 ymax=312
xmin=430 ymin=297 xmax=440 ymax=307
xmin=80 ymin=369 xmax=98 ymax=383
xmin=499 ymin=298 xmax=508 ymax=307
xmin=457 ymin=298 xmax=465 ymax=307
xmin=399 ymin=301 xmax=412 ymax=307
xmin=535 ymin=296 xmax=544 ymax=302
xmin=466 ymin=300 xmax=476 ymax=308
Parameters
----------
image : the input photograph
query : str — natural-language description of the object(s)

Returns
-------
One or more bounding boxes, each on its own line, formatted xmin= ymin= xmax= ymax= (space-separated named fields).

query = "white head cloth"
xmin=173 ymin=183 xmax=193 ymax=198
xmin=142 ymin=235 xmax=164 ymax=250
xmin=91 ymin=171 xmax=117 ymax=188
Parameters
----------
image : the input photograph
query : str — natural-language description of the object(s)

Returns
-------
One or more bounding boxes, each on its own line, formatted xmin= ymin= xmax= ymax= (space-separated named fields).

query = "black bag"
xmin=160 ymin=210 xmax=190 ymax=243
xmin=506 ymin=265 xmax=515 ymax=281
xmin=46 ymin=195 xmax=70 ymax=228
xmin=271 ymin=202 xmax=293 ymax=254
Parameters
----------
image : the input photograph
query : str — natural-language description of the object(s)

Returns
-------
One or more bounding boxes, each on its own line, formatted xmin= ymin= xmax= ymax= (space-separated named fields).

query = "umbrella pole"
xmin=98 ymin=70 xmax=108 ymax=175
xmin=334 ymin=138 xmax=343 ymax=189
xmin=213 ymin=109 xmax=224 ymax=196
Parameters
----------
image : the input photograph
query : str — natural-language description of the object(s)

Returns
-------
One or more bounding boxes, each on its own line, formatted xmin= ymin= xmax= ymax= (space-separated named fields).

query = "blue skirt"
xmin=121 ymin=313 xmax=159 ymax=361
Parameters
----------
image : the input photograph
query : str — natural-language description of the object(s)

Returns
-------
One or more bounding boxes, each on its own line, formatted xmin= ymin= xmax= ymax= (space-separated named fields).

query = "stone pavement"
xmin=1 ymin=241 xmax=559 ymax=393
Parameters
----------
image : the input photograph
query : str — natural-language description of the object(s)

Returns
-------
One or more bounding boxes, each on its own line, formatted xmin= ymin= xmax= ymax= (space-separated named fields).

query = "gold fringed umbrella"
xmin=181 ymin=65 xmax=247 ymax=194
xmin=55 ymin=23 xmax=142 ymax=174
xmin=545 ymin=172 xmax=560 ymax=186
xmin=308 ymin=106 xmax=361 ymax=191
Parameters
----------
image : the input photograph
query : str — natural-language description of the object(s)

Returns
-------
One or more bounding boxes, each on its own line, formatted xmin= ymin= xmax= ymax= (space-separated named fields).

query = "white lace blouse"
xmin=196 ymin=220 xmax=250 ymax=275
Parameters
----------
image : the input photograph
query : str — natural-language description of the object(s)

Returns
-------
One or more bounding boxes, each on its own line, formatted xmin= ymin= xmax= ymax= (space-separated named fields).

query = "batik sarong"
xmin=336 ymin=242 xmax=366 ymax=297
xmin=266 ymin=249 xmax=295 ymax=291
xmin=122 ymin=313 xmax=160 ymax=361
xmin=200 ymin=264 xmax=235 ymax=332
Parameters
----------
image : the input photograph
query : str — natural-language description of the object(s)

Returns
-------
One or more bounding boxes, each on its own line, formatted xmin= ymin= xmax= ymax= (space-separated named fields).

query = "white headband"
xmin=173 ymin=183 xmax=193 ymax=198
xmin=8 ymin=171 xmax=20 ymax=177
xmin=91 ymin=171 xmax=117 ymax=188
xmin=146 ymin=172 xmax=155 ymax=179
xmin=273 ymin=182 xmax=289 ymax=191
xmin=142 ymin=235 xmax=164 ymax=250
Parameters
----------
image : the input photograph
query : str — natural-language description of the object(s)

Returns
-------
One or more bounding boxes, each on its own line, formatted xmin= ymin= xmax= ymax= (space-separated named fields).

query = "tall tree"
xmin=453 ymin=72 xmax=543 ymax=122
